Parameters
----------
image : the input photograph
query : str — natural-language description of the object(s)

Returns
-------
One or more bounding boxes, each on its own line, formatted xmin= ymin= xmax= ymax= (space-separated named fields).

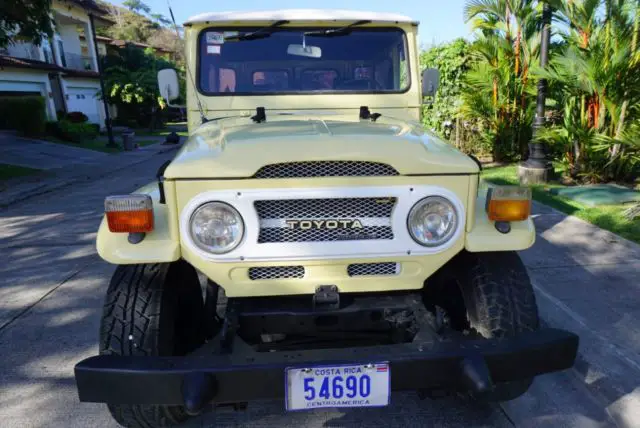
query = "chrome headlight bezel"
xmin=407 ymin=196 xmax=458 ymax=247
xmin=189 ymin=201 xmax=245 ymax=254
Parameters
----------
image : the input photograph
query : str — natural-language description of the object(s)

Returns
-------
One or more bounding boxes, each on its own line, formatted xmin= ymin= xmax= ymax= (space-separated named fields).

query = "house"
xmin=0 ymin=0 xmax=112 ymax=128
xmin=83 ymin=36 xmax=174 ymax=60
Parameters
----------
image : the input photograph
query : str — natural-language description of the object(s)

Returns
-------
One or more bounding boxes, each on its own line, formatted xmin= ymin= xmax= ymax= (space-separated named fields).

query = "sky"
xmin=110 ymin=0 xmax=473 ymax=47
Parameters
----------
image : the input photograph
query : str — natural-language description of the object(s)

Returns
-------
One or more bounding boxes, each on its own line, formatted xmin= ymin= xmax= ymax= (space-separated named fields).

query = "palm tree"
xmin=536 ymin=0 xmax=640 ymax=181
xmin=461 ymin=0 xmax=539 ymax=160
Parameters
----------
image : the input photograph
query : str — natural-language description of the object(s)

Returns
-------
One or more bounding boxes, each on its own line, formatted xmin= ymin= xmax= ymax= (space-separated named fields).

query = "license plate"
xmin=285 ymin=363 xmax=390 ymax=411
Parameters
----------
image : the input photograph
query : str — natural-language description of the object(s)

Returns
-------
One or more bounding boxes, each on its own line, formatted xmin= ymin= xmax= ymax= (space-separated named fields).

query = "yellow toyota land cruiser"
xmin=74 ymin=9 xmax=578 ymax=428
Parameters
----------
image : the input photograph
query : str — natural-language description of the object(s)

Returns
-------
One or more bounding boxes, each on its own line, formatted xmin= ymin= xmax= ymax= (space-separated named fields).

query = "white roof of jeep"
xmin=185 ymin=9 xmax=418 ymax=25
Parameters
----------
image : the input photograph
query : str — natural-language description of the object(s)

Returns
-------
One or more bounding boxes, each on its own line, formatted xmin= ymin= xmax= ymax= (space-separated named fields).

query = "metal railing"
xmin=2 ymin=43 xmax=44 ymax=62
xmin=62 ymin=52 xmax=96 ymax=72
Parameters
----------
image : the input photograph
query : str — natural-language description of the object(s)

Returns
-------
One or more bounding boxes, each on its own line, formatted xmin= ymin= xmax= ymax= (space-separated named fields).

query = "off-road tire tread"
xmin=99 ymin=262 xmax=203 ymax=427
xmin=455 ymin=251 xmax=539 ymax=401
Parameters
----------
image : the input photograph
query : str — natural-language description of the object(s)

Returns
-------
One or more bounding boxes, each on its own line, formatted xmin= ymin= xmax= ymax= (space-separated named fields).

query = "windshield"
xmin=198 ymin=27 xmax=410 ymax=95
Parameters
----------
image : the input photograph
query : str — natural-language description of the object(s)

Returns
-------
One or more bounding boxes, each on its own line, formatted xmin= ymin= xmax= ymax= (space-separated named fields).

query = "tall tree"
xmin=150 ymin=13 xmax=172 ymax=27
xmin=0 ymin=0 xmax=54 ymax=48
xmin=461 ymin=0 xmax=539 ymax=161
xmin=122 ymin=0 xmax=151 ymax=15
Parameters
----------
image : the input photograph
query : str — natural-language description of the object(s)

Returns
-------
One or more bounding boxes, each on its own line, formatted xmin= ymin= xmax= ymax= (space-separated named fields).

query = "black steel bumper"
xmin=75 ymin=328 xmax=578 ymax=406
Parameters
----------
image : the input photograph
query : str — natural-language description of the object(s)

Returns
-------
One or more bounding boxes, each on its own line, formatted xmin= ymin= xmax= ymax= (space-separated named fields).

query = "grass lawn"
xmin=131 ymin=129 xmax=189 ymax=138
xmin=0 ymin=163 xmax=42 ymax=180
xmin=481 ymin=164 xmax=640 ymax=244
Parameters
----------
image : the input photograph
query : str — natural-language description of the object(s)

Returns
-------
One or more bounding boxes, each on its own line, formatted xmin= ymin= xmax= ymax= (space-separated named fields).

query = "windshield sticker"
xmin=223 ymin=31 xmax=238 ymax=39
xmin=206 ymin=32 xmax=225 ymax=44
xmin=206 ymin=45 xmax=221 ymax=55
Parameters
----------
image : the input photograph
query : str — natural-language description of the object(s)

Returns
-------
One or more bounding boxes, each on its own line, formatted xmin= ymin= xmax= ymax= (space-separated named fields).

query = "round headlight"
xmin=190 ymin=202 xmax=244 ymax=254
xmin=407 ymin=196 xmax=458 ymax=247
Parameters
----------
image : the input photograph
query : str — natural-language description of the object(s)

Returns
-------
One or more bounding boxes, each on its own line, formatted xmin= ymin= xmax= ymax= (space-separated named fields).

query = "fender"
xmin=96 ymin=181 xmax=181 ymax=264
xmin=465 ymin=185 xmax=536 ymax=252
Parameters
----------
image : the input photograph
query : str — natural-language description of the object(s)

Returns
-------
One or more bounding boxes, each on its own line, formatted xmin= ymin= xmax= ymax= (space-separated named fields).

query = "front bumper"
xmin=75 ymin=328 xmax=578 ymax=406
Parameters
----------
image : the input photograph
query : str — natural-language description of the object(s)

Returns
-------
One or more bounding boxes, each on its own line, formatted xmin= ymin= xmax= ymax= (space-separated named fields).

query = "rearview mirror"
xmin=422 ymin=68 xmax=440 ymax=98
xmin=287 ymin=44 xmax=322 ymax=58
xmin=158 ymin=69 xmax=179 ymax=101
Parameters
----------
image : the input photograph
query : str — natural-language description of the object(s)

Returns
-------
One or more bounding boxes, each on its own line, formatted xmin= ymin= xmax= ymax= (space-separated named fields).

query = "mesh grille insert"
xmin=248 ymin=266 xmax=305 ymax=280
xmin=254 ymin=161 xmax=399 ymax=178
xmin=347 ymin=262 xmax=400 ymax=277
xmin=255 ymin=198 xmax=395 ymax=219
xmin=255 ymin=198 xmax=396 ymax=243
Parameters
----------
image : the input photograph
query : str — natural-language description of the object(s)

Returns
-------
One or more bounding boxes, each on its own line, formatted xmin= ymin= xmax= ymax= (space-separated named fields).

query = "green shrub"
xmin=56 ymin=120 xmax=99 ymax=143
xmin=0 ymin=96 xmax=46 ymax=136
xmin=65 ymin=111 xmax=89 ymax=123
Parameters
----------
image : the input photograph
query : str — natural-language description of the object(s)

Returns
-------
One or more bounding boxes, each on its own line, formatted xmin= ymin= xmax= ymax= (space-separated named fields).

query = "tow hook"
xmin=182 ymin=372 xmax=217 ymax=415
xmin=460 ymin=354 xmax=493 ymax=394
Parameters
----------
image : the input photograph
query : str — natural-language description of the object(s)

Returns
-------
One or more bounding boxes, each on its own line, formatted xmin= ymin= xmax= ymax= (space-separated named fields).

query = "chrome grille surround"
xmin=178 ymin=185 xmax=466 ymax=262
xmin=253 ymin=161 xmax=399 ymax=178
xmin=347 ymin=262 xmax=400 ymax=277
xmin=255 ymin=197 xmax=396 ymax=243
xmin=248 ymin=266 xmax=304 ymax=280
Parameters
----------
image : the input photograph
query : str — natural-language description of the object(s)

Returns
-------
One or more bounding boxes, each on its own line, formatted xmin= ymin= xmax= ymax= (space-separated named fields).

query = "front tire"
xmin=99 ymin=261 xmax=206 ymax=427
xmin=428 ymin=251 xmax=539 ymax=401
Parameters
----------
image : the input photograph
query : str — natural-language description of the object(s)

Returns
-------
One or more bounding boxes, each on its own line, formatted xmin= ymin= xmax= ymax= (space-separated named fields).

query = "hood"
xmin=164 ymin=116 xmax=479 ymax=179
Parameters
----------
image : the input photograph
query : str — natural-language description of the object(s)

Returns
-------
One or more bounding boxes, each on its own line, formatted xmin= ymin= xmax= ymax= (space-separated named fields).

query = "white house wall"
xmin=0 ymin=69 xmax=57 ymax=120
xmin=57 ymin=25 xmax=82 ymax=57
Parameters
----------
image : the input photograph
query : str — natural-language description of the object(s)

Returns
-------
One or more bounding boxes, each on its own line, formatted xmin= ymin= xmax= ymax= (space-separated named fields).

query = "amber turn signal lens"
xmin=487 ymin=199 xmax=531 ymax=222
xmin=106 ymin=210 xmax=154 ymax=233
xmin=105 ymin=195 xmax=154 ymax=233
xmin=486 ymin=186 xmax=532 ymax=222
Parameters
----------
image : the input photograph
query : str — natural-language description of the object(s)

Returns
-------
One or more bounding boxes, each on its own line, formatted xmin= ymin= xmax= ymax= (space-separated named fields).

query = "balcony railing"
xmin=62 ymin=52 xmax=96 ymax=72
xmin=1 ymin=43 xmax=48 ymax=62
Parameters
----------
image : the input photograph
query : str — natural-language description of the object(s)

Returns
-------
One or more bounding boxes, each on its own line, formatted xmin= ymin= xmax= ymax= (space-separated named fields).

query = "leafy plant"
xmin=420 ymin=39 xmax=472 ymax=136
xmin=55 ymin=120 xmax=99 ymax=143
xmin=534 ymin=0 xmax=640 ymax=182
xmin=102 ymin=45 xmax=183 ymax=128
xmin=459 ymin=0 xmax=540 ymax=162
xmin=0 ymin=0 xmax=54 ymax=48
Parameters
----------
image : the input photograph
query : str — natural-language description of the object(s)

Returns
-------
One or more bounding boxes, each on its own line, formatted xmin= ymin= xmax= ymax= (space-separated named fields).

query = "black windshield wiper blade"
xmin=225 ymin=20 xmax=289 ymax=41
xmin=304 ymin=20 xmax=371 ymax=37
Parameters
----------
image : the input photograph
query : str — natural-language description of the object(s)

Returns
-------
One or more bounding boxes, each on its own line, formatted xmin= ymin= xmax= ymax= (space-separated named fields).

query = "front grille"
xmin=248 ymin=266 xmax=305 ymax=280
xmin=253 ymin=161 xmax=399 ymax=179
xmin=348 ymin=262 xmax=400 ymax=277
xmin=255 ymin=197 xmax=396 ymax=243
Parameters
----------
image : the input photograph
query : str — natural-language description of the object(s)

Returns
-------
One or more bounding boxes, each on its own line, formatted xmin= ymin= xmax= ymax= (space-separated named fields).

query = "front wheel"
xmin=99 ymin=261 xmax=206 ymax=427
xmin=427 ymin=251 xmax=540 ymax=401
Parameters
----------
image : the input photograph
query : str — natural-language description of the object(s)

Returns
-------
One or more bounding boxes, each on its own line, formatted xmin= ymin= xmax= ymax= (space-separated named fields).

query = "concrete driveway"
xmin=0 ymin=152 xmax=638 ymax=427
xmin=0 ymin=132 xmax=108 ymax=170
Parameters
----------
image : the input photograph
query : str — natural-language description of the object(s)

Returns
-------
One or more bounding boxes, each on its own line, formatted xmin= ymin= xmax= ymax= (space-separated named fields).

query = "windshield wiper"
xmin=304 ymin=20 xmax=371 ymax=37
xmin=225 ymin=20 xmax=289 ymax=41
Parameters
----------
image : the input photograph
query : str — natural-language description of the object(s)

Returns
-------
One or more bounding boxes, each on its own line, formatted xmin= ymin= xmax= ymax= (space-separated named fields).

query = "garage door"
xmin=0 ymin=80 xmax=45 ymax=95
xmin=66 ymin=87 xmax=100 ymax=124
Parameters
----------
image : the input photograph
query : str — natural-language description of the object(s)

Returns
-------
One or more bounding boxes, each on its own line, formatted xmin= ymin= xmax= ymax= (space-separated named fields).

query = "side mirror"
xmin=158 ymin=68 xmax=179 ymax=101
xmin=422 ymin=68 xmax=440 ymax=98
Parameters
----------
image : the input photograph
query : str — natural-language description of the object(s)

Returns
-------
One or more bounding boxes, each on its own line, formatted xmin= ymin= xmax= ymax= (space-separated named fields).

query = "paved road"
xmin=0 ymin=152 xmax=638 ymax=427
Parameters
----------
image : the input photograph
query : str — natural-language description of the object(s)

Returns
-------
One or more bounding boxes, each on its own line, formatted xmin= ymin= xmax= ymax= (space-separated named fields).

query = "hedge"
xmin=46 ymin=119 xmax=99 ymax=143
xmin=0 ymin=96 xmax=47 ymax=136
